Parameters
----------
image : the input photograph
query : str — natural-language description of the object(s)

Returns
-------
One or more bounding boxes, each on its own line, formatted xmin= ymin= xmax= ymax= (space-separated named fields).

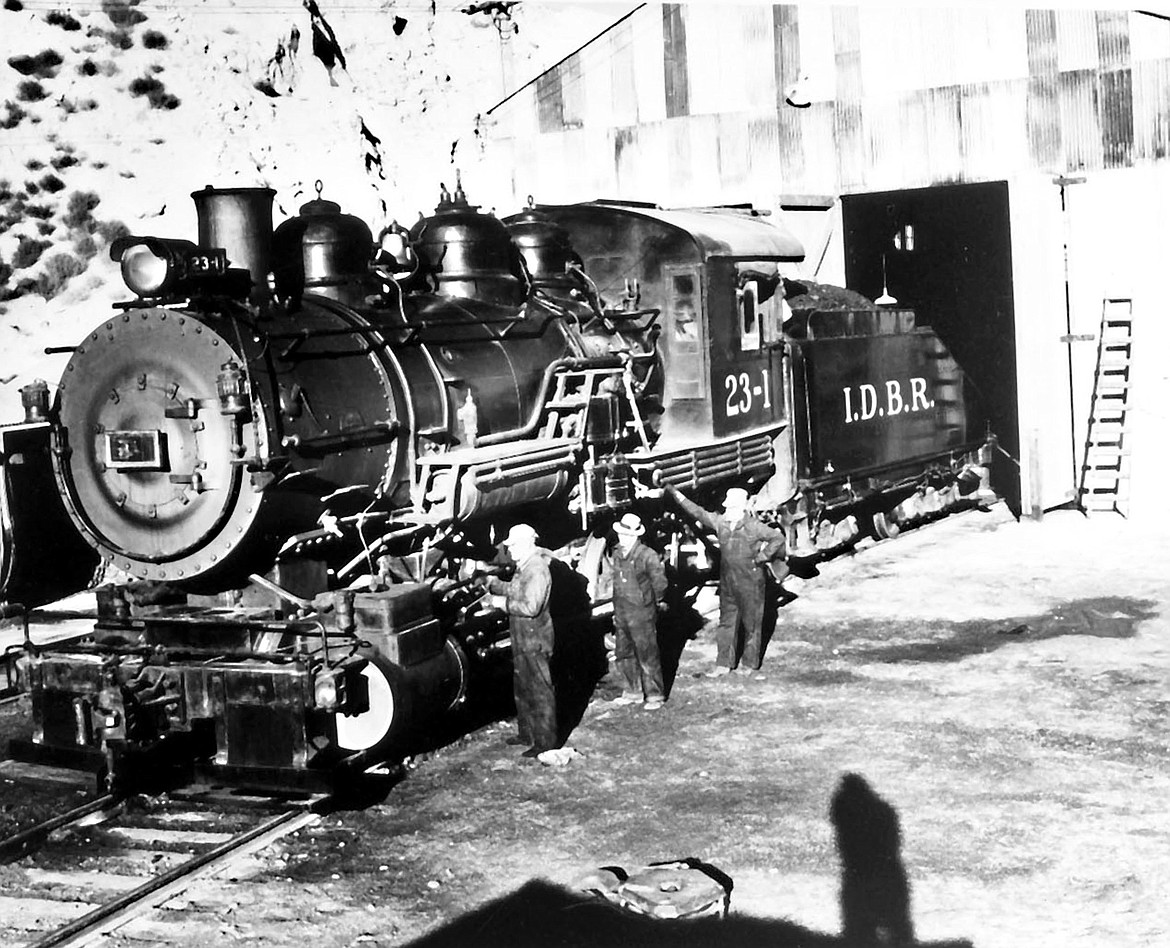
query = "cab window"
xmin=666 ymin=268 xmax=705 ymax=399
xmin=738 ymin=280 xmax=761 ymax=351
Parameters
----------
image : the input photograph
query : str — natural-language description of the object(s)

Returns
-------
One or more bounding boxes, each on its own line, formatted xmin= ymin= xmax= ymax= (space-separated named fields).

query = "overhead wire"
xmin=9 ymin=2 xmax=450 ymax=12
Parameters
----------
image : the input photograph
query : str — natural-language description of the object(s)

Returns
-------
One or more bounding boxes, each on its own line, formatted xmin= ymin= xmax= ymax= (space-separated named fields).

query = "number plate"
xmin=105 ymin=430 xmax=167 ymax=470
xmin=186 ymin=249 xmax=228 ymax=276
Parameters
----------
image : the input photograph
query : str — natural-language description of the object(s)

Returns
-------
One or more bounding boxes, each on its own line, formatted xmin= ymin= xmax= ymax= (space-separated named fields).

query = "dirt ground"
xmin=3 ymin=502 xmax=1169 ymax=947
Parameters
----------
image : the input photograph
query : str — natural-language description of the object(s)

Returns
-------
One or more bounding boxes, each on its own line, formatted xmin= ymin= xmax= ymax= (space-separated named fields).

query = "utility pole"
xmin=1053 ymin=173 xmax=1086 ymax=511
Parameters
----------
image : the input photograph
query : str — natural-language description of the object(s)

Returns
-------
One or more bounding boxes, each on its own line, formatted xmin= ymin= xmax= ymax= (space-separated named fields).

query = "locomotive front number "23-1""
xmin=724 ymin=370 xmax=773 ymax=417
xmin=843 ymin=377 xmax=935 ymax=424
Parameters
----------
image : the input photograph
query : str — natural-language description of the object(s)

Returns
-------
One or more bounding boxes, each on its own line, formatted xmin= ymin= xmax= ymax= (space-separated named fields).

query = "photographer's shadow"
xmin=404 ymin=772 xmax=975 ymax=948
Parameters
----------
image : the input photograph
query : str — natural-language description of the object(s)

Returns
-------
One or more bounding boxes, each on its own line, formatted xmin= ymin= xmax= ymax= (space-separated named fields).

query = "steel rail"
xmin=27 ymin=806 xmax=320 ymax=948
xmin=0 ymin=794 xmax=121 ymax=865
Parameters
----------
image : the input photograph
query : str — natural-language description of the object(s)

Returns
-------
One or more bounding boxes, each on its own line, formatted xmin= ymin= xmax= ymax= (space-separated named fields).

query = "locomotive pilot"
xmin=665 ymin=485 xmax=786 ymax=676
xmin=609 ymin=512 xmax=669 ymax=710
xmin=488 ymin=523 xmax=558 ymax=757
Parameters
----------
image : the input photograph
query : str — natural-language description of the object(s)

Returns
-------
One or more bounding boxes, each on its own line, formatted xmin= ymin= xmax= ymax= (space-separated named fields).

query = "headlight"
xmin=109 ymin=236 xmax=223 ymax=299
xmin=120 ymin=243 xmax=171 ymax=296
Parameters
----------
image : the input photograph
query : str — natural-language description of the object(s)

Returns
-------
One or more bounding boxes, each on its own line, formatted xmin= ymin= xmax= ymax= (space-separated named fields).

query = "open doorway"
xmin=841 ymin=181 xmax=1021 ymax=515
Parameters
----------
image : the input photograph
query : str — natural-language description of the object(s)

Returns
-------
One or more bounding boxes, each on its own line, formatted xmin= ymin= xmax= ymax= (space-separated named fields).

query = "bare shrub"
xmin=63 ymin=190 xmax=100 ymax=229
xmin=16 ymin=80 xmax=47 ymax=102
xmin=107 ymin=29 xmax=133 ymax=50
xmin=74 ymin=232 xmax=97 ymax=256
xmin=58 ymin=98 xmax=97 ymax=114
xmin=0 ymin=104 xmax=21 ymax=130
xmin=36 ymin=252 xmax=86 ymax=298
xmin=38 ymin=220 xmax=55 ymax=235
xmin=25 ymin=159 xmax=43 ymax=171
xmin=0 ymin=260 xmax=12 ymax=288
xmin=101 ymin=1 xmax=146 ymax=29
xmin=24 ymin=181 xmax=39 ymax=195
xmin=12 ymin=237 xmax=51 ymax=269
xmin=26 ymin=203 xmax=53 ymax=218
xmin=142 ymin=30 xmax=168 ymax=49
xmin=129 ymin=75 xmax=161 ymax=96
xmin=39 ymin=173 xmax=65 ymax=193
xmin=7 ymin=49 xmax=64 ymax=79
xmin=0 ymin=180 xmax=10 ymax=202
xmin=50 ymin=152 xmax=77 ymax=170
xmin=96 ymin=219 xmax=130 ymax=243
xmin=4 ymin=1 xmax=24 ymax=12
xmin=44 ymin=10 xmax=81 ymax=31
xmin=91 ymin=159 xmax=107 ymax=169
xmin=77 ymin=58 xmax=98 ymax=76
xmin=128 ymin=74 xmax=179 ymax=109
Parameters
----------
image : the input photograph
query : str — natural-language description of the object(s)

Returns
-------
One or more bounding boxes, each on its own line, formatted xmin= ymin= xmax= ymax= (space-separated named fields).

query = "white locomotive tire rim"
xmin=334 ymin=663 xmax=396 ymax=752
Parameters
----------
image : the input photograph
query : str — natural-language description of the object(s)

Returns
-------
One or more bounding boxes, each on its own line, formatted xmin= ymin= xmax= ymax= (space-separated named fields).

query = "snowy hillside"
xmin=0 ymin=0 xmax=626 ymax=422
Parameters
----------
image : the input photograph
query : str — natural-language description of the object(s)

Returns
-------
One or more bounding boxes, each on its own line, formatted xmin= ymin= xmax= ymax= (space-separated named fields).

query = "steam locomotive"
xmin=0 ymin=180 xmax=994 ymax=789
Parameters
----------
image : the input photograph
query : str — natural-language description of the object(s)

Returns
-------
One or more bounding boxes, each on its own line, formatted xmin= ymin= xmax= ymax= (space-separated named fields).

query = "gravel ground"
xmin=2 ymin=502 xmax=1168 ymax=947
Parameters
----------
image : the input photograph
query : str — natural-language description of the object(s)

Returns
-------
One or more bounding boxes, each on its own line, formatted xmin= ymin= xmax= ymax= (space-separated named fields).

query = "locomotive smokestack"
xmin=190 ymin=186 xmax=276 ymax=300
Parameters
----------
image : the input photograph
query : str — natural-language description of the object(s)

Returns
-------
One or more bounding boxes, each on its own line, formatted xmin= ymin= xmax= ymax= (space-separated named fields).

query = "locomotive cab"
xmin=532 ymin=201 xmax=805 ymax=498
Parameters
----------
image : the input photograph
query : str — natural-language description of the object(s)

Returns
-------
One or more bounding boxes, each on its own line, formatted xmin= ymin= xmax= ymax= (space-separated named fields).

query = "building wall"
xmin=472 ymin=5 xmax=1170 ymax=516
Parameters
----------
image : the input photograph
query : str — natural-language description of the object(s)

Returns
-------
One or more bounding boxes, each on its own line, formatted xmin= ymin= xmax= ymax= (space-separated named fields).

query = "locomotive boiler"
xmin=0 ymin=181 xmax=995 ymax=790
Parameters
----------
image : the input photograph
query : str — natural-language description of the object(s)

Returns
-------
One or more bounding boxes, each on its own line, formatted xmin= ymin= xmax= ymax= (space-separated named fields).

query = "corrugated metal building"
xmin=470 ymin=4 xmax=1170 ymax=518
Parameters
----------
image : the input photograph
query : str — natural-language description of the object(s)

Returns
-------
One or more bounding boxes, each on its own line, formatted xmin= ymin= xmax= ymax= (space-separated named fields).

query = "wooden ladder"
xmin=1078 ymin=298 xmax=1133 ymax=517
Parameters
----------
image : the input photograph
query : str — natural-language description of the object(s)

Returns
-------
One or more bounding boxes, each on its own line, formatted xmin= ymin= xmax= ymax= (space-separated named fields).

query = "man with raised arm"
xmin=665 ymin=485 xmax=786 ymax=676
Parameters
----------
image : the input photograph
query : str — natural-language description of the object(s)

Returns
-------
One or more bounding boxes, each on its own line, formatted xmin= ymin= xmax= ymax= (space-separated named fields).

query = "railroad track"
xmin=0 ymin=785 xmax=323 ymax=948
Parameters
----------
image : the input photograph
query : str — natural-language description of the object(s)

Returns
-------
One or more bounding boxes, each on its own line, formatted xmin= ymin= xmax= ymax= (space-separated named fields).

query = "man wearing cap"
xmin=609 ymin=512 xmax=669 ymax=710
xmin=488 ymin=523 xmax=558 ymax=757
xmin=665 ymin=485 xmax=786 ymax=676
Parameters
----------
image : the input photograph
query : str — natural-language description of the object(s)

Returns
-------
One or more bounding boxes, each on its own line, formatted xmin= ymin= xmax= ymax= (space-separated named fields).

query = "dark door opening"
xmin=841 ymin=181 xmax=1021 ymax=515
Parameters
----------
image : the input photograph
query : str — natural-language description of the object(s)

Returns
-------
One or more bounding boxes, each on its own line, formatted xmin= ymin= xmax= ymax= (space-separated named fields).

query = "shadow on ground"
xmin=830 ymin=596 xmax=1160 ymax=665
xmin=401 ymin=877 xmax=975 ymax=948
xmin=404 ymin=771 xmax=974 ymax=948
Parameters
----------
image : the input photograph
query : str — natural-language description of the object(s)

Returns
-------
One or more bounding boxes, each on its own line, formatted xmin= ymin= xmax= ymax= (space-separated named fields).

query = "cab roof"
xmin=537 ymin=200 xmax=806 ymax=263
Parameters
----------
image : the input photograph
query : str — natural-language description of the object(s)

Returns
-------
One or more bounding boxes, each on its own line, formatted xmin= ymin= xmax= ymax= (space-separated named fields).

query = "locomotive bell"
xmin=272 ymin=180 xmax=375 ymax=306
xmin=506 ymin=197 xmax=582 ymax=289
xmin=411 ymin=179 xmax=523 ymax=303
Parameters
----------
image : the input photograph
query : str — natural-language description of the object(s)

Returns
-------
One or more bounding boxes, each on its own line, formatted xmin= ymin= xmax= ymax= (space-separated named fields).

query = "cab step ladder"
xmin=1078 ymin=299 xmax=1133 ymax=517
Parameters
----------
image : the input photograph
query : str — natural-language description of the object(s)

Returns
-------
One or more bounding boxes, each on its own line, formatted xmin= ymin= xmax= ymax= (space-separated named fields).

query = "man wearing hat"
xmin=488 ymin=523 xmax=558 ymax=756
xmin=665 ymin=484 xmax=786 ymax=676
xmin=609 ymin=512 xmax=669 ymax=710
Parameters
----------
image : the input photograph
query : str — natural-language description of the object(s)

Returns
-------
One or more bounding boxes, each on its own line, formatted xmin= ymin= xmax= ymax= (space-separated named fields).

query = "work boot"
xmin=643 ymin=697 xmax=665 ymax=711
xmin=611 ymin=692 xmax=641 ymax=705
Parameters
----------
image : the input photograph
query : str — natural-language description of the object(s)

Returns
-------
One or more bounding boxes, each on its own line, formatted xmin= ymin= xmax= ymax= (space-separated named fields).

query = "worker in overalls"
xmin=609 ymin=512 xmax=669 ymax=710
xmin=488 ymin=523 xmax=558 ymax=756
xmin=665 ymin=485 xmax=786 ymax=676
